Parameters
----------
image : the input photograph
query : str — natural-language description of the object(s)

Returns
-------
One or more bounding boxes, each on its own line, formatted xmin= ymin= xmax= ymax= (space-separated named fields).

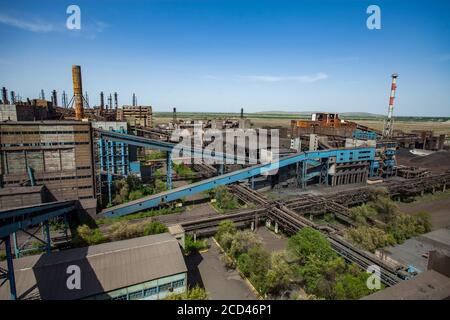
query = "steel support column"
xmin=3 ymin=236 xmax=17 ymax=300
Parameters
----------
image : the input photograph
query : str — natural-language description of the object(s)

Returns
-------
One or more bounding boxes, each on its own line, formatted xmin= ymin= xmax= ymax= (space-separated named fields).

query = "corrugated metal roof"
xmin=363 ymin=270 xmax=450 ymax=300
xmin=0 ymin=233 xmax=187 ymax=300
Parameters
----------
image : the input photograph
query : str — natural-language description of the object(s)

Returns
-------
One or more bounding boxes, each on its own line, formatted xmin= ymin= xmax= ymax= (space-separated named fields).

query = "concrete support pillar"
xmin=274 ymin=222 xmax=279 ymax=234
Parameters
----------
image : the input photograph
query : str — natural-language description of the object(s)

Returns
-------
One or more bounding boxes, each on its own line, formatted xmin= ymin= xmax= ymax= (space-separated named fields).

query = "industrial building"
xmin=117 ymin=105 xmax=153 ymax=128
xmin=0 ymin=121 xmax=96 ymax=213
xmin=0 ymin=233 xmax=187 ymax=300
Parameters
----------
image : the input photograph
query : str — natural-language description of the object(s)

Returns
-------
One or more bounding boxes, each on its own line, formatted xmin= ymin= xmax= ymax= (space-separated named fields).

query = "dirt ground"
xmin=399 ymin=197 xmax=450 ymax=230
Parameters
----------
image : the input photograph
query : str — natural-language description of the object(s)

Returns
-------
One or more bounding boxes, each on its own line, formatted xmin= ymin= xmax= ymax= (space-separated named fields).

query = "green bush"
xmin=213 ymin=186 xmax=239 ymax=211
xmin=165 ymin=286 xmax=208 ymax=300
xmin=143 ymin=221 xmax=168 ymax=235
xmin=184 ymin=235 xmax=208 ymax=255
xmin=344 ymin=226 xmax=393 ymax=252
xmin=73 ymin=225 xmax=107 ymax=246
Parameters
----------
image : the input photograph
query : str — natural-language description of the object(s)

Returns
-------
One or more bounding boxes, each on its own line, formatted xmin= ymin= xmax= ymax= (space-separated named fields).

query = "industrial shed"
xmin=0 ymin=233 xmax=187 ymax=300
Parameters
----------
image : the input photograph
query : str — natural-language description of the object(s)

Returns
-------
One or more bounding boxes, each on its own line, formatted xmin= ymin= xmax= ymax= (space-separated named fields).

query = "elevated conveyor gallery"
xmin=100 ymin=137 xmax=375 ymax=217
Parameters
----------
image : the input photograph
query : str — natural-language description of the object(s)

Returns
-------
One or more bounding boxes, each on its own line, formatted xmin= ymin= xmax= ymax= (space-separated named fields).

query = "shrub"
xmin=165 ymin=286 xmax=208 ymax=300
xmin=143 ymin=221 xmax=168 ymax=235
xmin=344 ymin=226 xmax=392 ymax=252
xmin=184 ymin=235 xmax=208 ymax=255
xmin=74 ymin=225 xmax=107 ymax=246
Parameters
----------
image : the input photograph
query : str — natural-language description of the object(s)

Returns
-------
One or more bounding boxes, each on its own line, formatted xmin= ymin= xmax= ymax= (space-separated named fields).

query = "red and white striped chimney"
xmin=383 ymin=73 xmax=398 ymax=138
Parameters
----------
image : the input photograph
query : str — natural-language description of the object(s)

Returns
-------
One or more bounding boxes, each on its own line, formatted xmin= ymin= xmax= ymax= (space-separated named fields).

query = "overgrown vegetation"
xmin=287 ymin=228 xmax=381 ymax=299
xmin=96 ymin=206 xmax=184 ymax=225
xmin=345 ymin=195 xmax=432 ymax=252
xmin=184 ymin=234 xmax=208 ymax=255
xmin=172 ymin=162 xmax=196 ymax=179
xmin=108 ymin=221 xmax=168 ymax=241
xmin=72 ymin=224 xmax=108 ymax=246
xmin=72 ymin=221 xmax=167 ymax=246
xmin=211 ymin=186 xmax=240 ymax=212
xmin=165 ymin=285 xmax=208 ymax=300
xmin=215 ymin=221 xmax=378 ymax=299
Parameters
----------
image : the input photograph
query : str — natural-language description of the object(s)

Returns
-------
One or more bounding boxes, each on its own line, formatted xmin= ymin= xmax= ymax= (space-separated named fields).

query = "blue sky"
xmin=0 ymin=0 xmax=449 ymax=116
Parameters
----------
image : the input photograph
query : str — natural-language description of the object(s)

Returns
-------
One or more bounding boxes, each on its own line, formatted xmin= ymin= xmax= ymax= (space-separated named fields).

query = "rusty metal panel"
xmin=44 ymin=150 xmax=61 ymax=172
xmin=27 ymin=150 xmax=44 ymax=172
xmin=7 ymin=151 xmax=26 ymax=174
xmin=61 ymin=149 xmax=75 ymax=170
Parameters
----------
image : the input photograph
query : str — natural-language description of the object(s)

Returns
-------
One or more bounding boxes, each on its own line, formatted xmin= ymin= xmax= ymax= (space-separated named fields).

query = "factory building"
xmin=0 ymin=121 xmax=96 ymax=213
xmin=0 ymin=233 xmax=188 ymax=300
xmin=117 ymin=105 xmax=153 ymax=128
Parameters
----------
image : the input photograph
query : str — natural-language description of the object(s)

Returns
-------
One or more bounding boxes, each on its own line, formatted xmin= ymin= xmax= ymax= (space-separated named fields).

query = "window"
xmin=158 ymin=283 xmax=172 ymax=292
xmin=112 ymin=294 xmax=127 ymax=300
xmin=143 ymin=287 xmax=158 ymax=297
xmin=172 ymin=279 xmax=185 ymax=289
xmin=128 ymin=290 xmax=143 ymax=300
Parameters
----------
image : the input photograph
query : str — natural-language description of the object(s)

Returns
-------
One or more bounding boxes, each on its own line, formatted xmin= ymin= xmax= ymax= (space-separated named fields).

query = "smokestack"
xmin=132 ymin=93 xmax=136 ymax=106
xmin=10 ymin=91 xmax=16 ymax=104
xmin=100 ymin=91 xmax=104 ymax=113
xmin=114 ymin=92 xmax=118 ymax=110
xmin=62 ymin=91 xmax=67 ymax=108
xmin=108 ymin=94 xmax=112 ymax=110
xmin=382 ymin=73 xmax=399 ymax=138
xmin=40 ymin=89 xmax=45 ymax=100
xmin=173 ymin=107 xmax=177 ymax=124
xmin=72 ymin=65 xmax=84 ymax=120
xmin=240 ymin=107 xmax=244 ymax=119
xmin=2 ymin=87 xmax=9 ymax=104
xmin=51 ymin=90 xmax=57 ymax=106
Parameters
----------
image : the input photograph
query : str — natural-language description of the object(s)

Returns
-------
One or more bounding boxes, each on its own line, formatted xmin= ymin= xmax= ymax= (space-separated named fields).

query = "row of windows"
xmin=4 ymin=175 xmax=92 ymax=185
xmin=1 ymin=142 xmax=89 ymax=147
xmin=111 ymin=279 xmax=185 ymax=301
xmin=1 ymin=130 xmax=90 ymax=135
xmin=76 ymin=166 xmax=91 ymax=170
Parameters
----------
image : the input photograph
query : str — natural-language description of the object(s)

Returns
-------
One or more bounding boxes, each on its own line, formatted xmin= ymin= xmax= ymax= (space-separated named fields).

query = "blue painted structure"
xmin=352 ymin=129 xmax=378 ymax=140
xmin=0 ymin=200 xmax=77 ymax=300
xmin=101 ymin=147 xmax=375 ymax=217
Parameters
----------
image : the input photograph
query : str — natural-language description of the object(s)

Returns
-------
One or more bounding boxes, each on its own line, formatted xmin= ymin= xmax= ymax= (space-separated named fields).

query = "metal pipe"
xmin=72 ymin=65 xmax=84 ymax=120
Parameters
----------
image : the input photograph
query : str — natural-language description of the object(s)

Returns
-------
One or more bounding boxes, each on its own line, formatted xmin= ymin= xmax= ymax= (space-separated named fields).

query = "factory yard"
xmin=399 ymin=194 xmax=450 ymax=230
xmin=185 ymin=239 xmax=257 ymax=300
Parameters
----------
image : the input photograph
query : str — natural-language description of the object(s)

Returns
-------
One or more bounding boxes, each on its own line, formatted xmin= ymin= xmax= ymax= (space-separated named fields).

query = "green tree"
xmin=287 ymin=227 xmax=336 ymax=263
xmin=266 ymin=251 xmax=294 ymax=295
xmin=229 ymin=230 xmax=263 ymax=259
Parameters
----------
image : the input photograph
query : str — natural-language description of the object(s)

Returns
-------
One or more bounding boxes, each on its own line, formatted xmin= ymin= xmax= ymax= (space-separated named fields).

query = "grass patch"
xmin=96 ymin=206 xmax=184 ymax=225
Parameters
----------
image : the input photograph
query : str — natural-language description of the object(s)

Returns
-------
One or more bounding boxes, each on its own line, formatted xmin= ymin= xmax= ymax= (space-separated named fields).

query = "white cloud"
xmin=239 ymin=72 xmax=329 ymax=83
xmin=0 ymin=13 xmax=53 ymax=33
